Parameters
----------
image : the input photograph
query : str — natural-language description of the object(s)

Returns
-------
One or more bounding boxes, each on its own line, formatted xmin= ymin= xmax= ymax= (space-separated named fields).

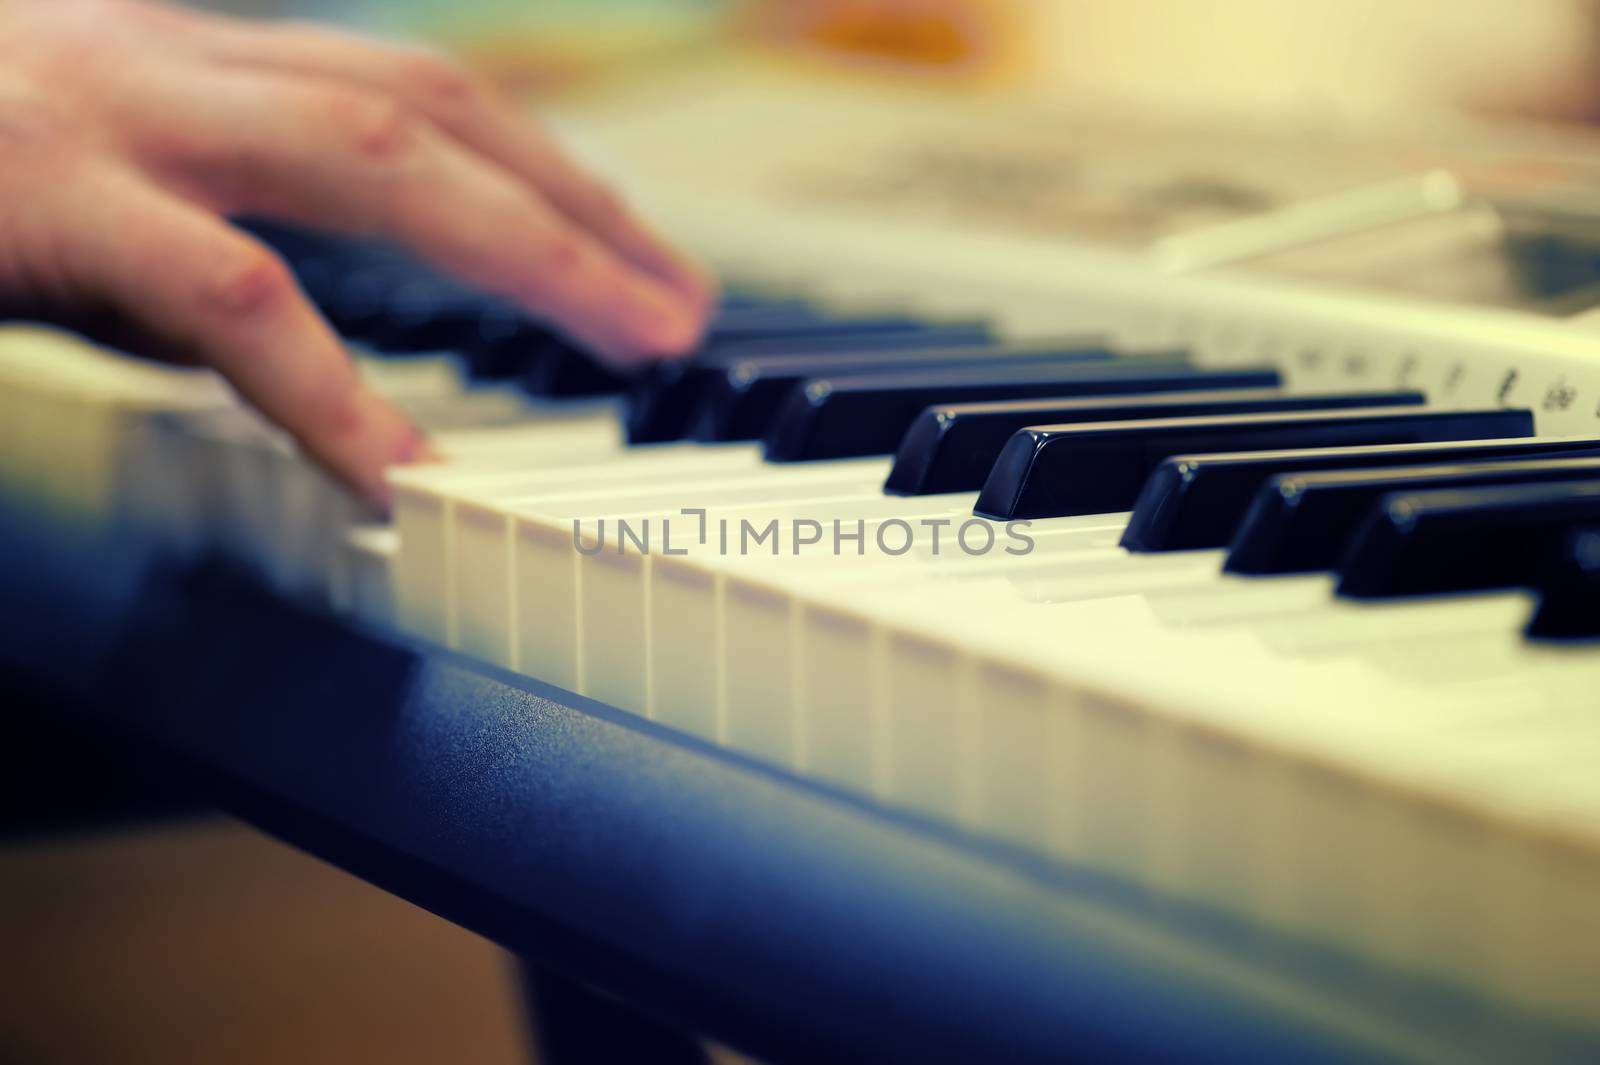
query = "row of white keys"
xmin=394 ymin=435 xmax=890 ymax=676
xmin=640 ymin=490 xmax=1139 ymax=801
xmin=147 ymin=362 xmax=517 ymax=600
xmin=396 ymin=442 xmax=768 ymax=648
xmin=801 ymin=523 xmax=1600 ymax=1018
xmin=848 ymin=546 xmax=1503 ymax=862
xmin=0 ymin=328 xmax=230 ymax=526
xmin=501 ymin=459 xmax=894 ymax=700
xmin=646 ymin=489 xmax=987 ymax=751
xmin=452 ymin=448 xmax=778 ymax=661
xmin=387 ymin=410 xmax=645 ymax=642
xmin=738 ymin=513 xmax=1157 ymax=808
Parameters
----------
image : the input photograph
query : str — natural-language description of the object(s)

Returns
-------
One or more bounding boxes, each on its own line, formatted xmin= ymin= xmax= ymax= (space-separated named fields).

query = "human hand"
xmin=0 ymin=0 xmax=713 ymax=506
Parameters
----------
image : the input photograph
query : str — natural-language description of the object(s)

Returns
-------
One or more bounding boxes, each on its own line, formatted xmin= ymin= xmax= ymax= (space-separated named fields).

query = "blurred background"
xmin=196 ymin=0 xmax=1600 ymax=123
xmin=7 ymin=2 xmax=1600 ymax=1063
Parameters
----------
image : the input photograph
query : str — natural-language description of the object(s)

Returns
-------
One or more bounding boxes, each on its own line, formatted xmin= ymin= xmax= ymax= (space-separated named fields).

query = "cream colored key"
xmin=340 ymin=524 xmax=400 ymax=629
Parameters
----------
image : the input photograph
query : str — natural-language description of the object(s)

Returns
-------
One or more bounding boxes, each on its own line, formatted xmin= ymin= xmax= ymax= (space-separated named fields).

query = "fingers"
xmin=19 ymin=157 xmax=424 ymax=508
xmin=122 ymin=69 xmax=702 ymax=366
xmin=187 ymin=16 xmax=715 ymax=314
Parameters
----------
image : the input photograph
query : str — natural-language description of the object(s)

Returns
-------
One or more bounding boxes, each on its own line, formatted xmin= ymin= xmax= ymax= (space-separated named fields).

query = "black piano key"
xmin=763 ymin=362 xmax=1284 ymax=463
xmin=318 ymin=264 xmax=417 ymax=341
xmin=517 ymin=304 xmax=936 ymax=399
xmin=885 ymin=389 xmax=1427 ymax=497
xmin=1118 ymin=434 xmax=1600 ymax=553
xmin=716 ymin=287 xmax=813 ymax=313
xmin=365 ymin=282 xmax=506 ymax=353
xmin=1337 ymin=481 xmax=1600 ymax=598
xmin=234 ymin=215 xmax=337 ymax=265
xmin=977 ymin=407 xmax=1534 ymax=521
xmin=458 ymin=304 xmax=550 ymax=379
xmin=704 ymin=320 xmax=994 ymax=359
xmin=624 ymin=363 xmax=706 ymax=444
xmin=1525 ymin=528 xmax=1600 ymax=640
xmin=624 ymin=327 xmax=1013 ymax=445
xmin=707 ymin=306 xmax=926 ymax=343
xmin=1225 ymin=457 xmax=1600 ymax=575
xmin=689 ymin=341 xmax=1118 ymax=443
xmin=523 ymin=341 xmax=631 ymax=397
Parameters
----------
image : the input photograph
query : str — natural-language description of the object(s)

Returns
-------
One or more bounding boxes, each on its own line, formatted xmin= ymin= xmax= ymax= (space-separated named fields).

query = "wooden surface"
xmin=0 ymin=817 xmax=532 ymax=1065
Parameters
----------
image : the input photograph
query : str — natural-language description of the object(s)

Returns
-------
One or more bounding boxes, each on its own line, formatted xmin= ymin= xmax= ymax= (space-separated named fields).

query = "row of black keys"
xmin=242 ymin=220 xmax=1600 ymax=640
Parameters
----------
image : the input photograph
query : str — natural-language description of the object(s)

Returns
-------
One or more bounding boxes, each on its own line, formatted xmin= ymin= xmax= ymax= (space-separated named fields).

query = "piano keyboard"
xmin=7 ymin=204 xmax=1600 ymax=1052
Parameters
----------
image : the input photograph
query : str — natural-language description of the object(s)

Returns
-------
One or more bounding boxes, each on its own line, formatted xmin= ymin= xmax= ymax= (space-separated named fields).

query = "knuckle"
xmin=325 ymin=89 xmax=423 ymax=166
xmin=200 ymin=244 xmax=296 ymax=320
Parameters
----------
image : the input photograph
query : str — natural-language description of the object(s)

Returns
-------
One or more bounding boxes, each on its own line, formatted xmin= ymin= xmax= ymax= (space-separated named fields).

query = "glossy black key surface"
xmin=978 ymin=407 xmax=1534 ymax=521
xmin=1338 ymin=481 xmax=1600 ymax=598
xmin=764 ymin=362 xmax=1284 ymax=463
xmin=1118 ymin=434 xmax=1600 ymax=553
xmin=715 ymin=288 xmax=813 ymax=314
xmin=459 ymin=305 xmax=559 ymax=379
xmin=706 ymin=307 xmax=927 ymax=343
xmin=1525 ymin=528 xmax=1600 ymax=639
xmin=688 ymin=341 xmax=1118 ymax=443
xmin=626 ymin=328 xmax=1014 ymax=445
xmin=1225 ymin=457 xmax=1600 ymax=575
xmin=885 ymin=389 xmax=1426 ymax=497
xmin=705 ymin=321 xmax=994 ymax=359
xmin=367 ymin=280 xmax=497 ymax=352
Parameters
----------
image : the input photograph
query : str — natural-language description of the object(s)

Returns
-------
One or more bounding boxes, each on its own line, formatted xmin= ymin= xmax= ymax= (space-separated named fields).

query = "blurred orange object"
xmin=743 ymin=0 xmax=1020 ymax=80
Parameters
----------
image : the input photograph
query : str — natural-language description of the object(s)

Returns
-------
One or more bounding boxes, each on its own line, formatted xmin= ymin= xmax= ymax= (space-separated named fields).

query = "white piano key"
xmin=342 ymin=524 xmax=399 ymax=629
xmin=355 ymin=352 xmax=465 ymax=399
xmin=432 ymin=410 xmax=625 ymax=465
